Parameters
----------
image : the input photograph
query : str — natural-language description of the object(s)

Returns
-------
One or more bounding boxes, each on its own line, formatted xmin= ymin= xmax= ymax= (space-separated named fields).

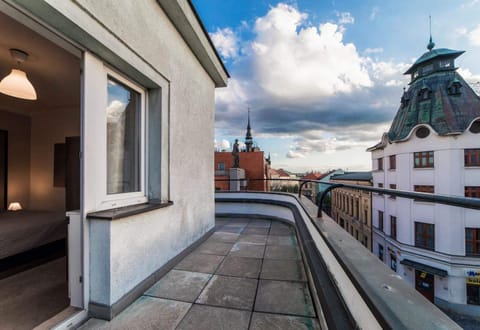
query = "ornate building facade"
xmin=368 ymin=39 xmax=480 ymax=316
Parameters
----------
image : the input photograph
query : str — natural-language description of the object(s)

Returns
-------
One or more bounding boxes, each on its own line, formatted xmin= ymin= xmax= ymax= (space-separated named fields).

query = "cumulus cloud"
xmin=468 ymin=24 xmax=480 ymax=46
xmin=214 ymin=3 xmax=409 ymax=160
xmin=210 ymin=27 xmax=239 ymax=59
xmin=286 ymin=150 xmax=306 ymax=158
xmin=251 ymin=4 xmax=371 ymax=100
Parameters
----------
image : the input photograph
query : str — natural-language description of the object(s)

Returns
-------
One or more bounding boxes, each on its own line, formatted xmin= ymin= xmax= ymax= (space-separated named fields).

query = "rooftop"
xmin=79 ymin=217 xmax=322 ymax=329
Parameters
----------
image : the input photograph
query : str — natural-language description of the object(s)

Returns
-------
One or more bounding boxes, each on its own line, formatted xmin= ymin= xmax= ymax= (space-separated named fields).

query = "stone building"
xmin=330 ymin=172 xmax=373 ymax=251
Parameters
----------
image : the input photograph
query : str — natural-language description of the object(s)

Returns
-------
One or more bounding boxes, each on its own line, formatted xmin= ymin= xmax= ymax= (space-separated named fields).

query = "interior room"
xmin=0 ymin=9 xmax=81 ymax=329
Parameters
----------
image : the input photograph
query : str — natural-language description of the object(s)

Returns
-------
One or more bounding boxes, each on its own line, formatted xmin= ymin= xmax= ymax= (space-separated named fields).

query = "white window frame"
xmin=101 ymin=68 xmax=148 ymax=209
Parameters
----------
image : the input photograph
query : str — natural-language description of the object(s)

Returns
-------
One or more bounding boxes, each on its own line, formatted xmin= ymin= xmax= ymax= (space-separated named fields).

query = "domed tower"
xmin=368 ymin=37 xmax=480 ymax=317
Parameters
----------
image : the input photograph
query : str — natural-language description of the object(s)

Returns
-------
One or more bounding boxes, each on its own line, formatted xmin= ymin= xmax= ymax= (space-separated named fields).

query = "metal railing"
xmin=215 ymin=178 xmax=480 ymax=217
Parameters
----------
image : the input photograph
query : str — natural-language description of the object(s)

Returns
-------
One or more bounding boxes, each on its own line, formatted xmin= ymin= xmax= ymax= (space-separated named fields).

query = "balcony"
xmin=78 ymin=190 xmax=462 ymax=329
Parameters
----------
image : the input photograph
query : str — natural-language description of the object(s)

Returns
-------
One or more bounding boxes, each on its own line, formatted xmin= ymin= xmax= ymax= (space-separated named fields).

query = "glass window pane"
xmin=107 ymin=77 xmax=141 ymax=194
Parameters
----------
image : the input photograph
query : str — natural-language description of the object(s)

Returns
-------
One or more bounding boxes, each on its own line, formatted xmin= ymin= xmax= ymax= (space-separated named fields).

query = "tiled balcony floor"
xmin=80 ymin=218 xmax=321 ymax=330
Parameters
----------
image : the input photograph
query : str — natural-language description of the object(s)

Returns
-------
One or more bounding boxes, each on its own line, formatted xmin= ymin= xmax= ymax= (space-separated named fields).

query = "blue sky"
xmin=192 ymin=0 xmax=480 ymax=173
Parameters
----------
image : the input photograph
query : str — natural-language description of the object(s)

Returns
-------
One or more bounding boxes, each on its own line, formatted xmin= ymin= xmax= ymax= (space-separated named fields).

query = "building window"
xmin=363 ymin=235 xmax=368 ymax=248
xmin=390 ymin=216 xmax=397 ymax=240
xmin=414 ymin=185 xmax=434 ymax=193
xmin=364 ymin=210 xmax=368 ymax=225
xmin=218 ymin=162 xmax=225 ymax=170
xmin=378 ymin=211 xmax=384 ymax=231
xmin=415 ymin=222 xmax=435 ymax=251
xmin=389 ymin=155 xmax=396 ymax=169
xmin=377 ymin=158 xmax=383 ymax=170
xmin=467 ymin=284 xmax=480 ymax=305
xmin=389 ymin=184 xmax=397 ymax=199
xmin=469 ymin=121 xmax=480 ymax=134
xmin=466 ymin=228 xmax=480 ymax=256
xmin=415 ymin=126 xmax=430 ymax=139
xmin=106 ymin=75 xmax=144 ymax=196
xmin=465 ymin=149 xmax=480 ymax=167
xmin=414 ymin=151 xmax=434 ymax=168
xmin=390 ymin=254 xmax=397 ymax=272
xmin=465 ymin=187 xmax=480 ymax=198
xmin=378 ymin=244 xmax=384 ymax=261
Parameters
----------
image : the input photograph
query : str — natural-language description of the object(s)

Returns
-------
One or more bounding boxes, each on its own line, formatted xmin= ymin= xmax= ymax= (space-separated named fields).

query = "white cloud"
xmin=286 ymin=150 xmax=306 ymax=158
xmin=220 ymin=139 xmax=230 ymax=149
xmin=468 ymin=24 xmax=480 ymax=46
xmin=210 ymin=27 xmax=238 ymax=59
xmin=364 ymin=47 xmax=383 ymax=54
xmin=106 ymin=100 xmax=126 ymax=123
xmin=251 ymin=4 xmax=372 ymax=100
xmin=336 ymin=11 xmax=354 ymax=25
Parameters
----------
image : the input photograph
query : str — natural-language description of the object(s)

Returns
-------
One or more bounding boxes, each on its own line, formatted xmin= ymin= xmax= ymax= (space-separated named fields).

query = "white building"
xmin=0 ymin=0 xmax=227 ymax=328
xmin=368 ymin=39 xmax=480 ymax=317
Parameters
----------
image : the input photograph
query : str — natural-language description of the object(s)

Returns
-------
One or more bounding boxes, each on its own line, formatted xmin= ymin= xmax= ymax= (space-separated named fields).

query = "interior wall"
xmin=29 ymin=107 xmax=80 ymax=211
xmin=0 ymin=110 xmax=31 ymax=209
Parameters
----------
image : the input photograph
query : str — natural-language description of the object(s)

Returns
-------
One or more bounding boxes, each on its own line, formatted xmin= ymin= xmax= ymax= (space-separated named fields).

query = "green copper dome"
xmin=388 ymin=47 xmax=480 ymax=142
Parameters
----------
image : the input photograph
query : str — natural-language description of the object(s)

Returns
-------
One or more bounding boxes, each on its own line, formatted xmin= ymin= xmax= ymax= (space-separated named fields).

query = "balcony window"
xmin=389 ymin=155 xmax=396 ymax=169
xmin=465 ymin=187 xmax=480 ymax=198
xmin=378 ymin=211 xmax=384 ymax=231
xmin=466 ymin=228 xmax=480 ymax=256
xmin=390 ymin=216 xmax=397 ymax=240
xmin=415 ymin=222 xmax=435 ymax=251
xmin=106 ymin=75 xmax=144 ymax=197
xmin=465 ymin=149 xmax=480 ymax=167
xmin=414 ymin=151 xmax=434 ymax=168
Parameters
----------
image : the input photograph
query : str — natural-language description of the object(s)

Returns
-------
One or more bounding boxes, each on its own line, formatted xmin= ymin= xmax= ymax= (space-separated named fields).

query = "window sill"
xmin=87 ymin=201 xmax=173 ymax=221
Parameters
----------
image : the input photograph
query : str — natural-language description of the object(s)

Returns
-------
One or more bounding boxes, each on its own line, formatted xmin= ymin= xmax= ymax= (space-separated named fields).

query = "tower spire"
xmin=245 ymin=107 xmax=253 ymax=152
xmin=427 ymin=15 xmax=435 ymax=51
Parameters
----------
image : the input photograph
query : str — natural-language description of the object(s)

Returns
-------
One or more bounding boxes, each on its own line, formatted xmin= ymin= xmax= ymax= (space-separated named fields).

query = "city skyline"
xmin=192 ymin=0 xmax=480 ymax=172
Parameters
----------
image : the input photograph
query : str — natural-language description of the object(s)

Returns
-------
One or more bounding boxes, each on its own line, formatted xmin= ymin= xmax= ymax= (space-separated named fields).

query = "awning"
xmin=400 ymin=259 xmax=448 ymax=277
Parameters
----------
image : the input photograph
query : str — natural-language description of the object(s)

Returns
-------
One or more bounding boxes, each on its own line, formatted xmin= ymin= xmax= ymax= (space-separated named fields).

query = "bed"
xmin=0 ymin=210 xmax=67 ymax=259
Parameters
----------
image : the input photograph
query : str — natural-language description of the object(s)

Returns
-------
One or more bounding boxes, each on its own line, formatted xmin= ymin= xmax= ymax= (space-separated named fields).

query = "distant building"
xmin=301 ymin=172 xmax=323 ymax=201
xmin=270 ymin=168 xmax=298 ymax=192
xmin=368 ymin=38 xmax=480 ymax=316
xmin=214 ymin=112 xmax=270 ymax=191
xmin=330 ymin=172 xmax=373 ymax=250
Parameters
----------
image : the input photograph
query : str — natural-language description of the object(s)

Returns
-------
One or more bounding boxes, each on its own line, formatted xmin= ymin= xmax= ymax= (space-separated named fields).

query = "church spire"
xmin=245 ymin=108 xmax=253 ymax=152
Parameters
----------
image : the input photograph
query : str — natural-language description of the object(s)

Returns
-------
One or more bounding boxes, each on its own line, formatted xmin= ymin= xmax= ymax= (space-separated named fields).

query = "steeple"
xmin=245 ymin=108 xmax=253 ymax=152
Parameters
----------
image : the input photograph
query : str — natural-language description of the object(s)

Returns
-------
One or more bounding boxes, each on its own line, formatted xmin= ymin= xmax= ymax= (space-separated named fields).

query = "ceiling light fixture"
xmin=0 ymin=49 xmax=37 ymax=100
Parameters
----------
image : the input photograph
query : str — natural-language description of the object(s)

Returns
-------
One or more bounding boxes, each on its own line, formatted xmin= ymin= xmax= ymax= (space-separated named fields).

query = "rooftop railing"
xmin=214 ymin=177 xmax=479 ymax=329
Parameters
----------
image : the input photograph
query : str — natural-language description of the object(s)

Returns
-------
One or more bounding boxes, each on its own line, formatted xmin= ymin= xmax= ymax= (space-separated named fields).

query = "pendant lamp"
xmin=0 ymin=49 xmax=37 ymax=100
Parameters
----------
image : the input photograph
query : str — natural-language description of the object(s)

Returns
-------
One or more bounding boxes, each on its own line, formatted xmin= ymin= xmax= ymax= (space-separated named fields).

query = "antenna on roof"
xmin=427 ymin=15 xmax=435 ymax=51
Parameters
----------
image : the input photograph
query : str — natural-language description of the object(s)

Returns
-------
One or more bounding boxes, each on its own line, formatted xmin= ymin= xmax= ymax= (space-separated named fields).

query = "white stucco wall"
xmin=33 ymin=0 xmax=223 ymax=307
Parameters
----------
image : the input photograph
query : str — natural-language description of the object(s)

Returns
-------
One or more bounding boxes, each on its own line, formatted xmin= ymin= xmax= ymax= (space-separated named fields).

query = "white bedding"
xmin=0 ymin=210 xmax=66 ymax=259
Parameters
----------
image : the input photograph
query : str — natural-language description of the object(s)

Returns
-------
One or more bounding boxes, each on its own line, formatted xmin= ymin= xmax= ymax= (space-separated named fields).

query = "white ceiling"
xmin=0 ymin=10 xmax=80 ymax=116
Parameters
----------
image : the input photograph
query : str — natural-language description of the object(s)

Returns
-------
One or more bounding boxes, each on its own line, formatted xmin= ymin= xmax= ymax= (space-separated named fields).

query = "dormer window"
xmin=422 ymin=64 xmax=433 ymax=74
xmin=448 ymin=79 xmax=462 ymax=95
xmin=418 ymin=85 xmax=431 ymax=101
xmin=439 ymin=59 xmax=452 ymax=69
